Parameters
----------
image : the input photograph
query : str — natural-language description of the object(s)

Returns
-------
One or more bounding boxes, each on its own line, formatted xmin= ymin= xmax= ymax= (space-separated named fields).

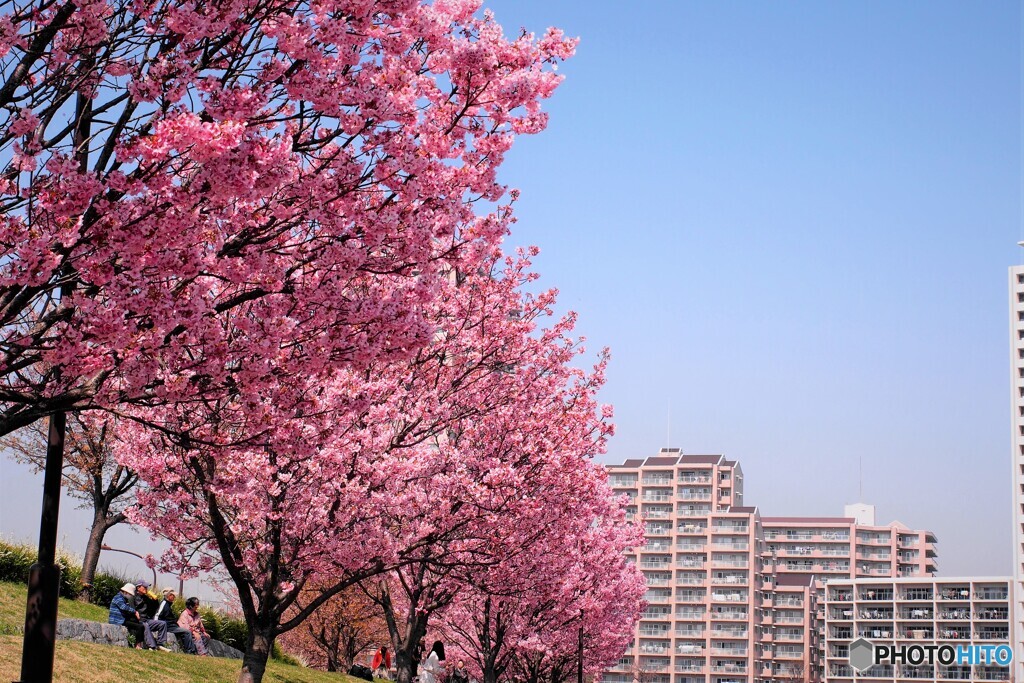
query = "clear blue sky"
xmin=1 ymin=1 xmax=1020 ymax=579
xmin=484 ymin=0 xmax=1021 ymax=575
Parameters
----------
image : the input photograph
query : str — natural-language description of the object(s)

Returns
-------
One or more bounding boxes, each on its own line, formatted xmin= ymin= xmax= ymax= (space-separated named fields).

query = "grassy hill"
xmin=0 ymin=581 xmax=357 ymax=683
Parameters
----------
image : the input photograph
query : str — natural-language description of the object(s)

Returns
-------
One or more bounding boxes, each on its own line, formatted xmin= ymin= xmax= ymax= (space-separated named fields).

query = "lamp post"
xmin=18 ymin=413 xmax=67 ymax=683
xmin=101 ymin=544 xmax=157 ymax=589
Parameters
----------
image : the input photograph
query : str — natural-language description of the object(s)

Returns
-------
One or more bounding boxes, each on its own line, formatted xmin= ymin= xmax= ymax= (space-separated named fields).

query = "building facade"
xmin=1008 ymin=265 xmax=1024 ymax=683
xmin=602 ymin=450 xmax=937 ymax=683
xmin=822 ymin=577 xmax=1012 ymax=683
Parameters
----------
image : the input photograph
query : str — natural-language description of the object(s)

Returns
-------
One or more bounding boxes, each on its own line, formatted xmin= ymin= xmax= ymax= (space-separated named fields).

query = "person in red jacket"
xmin=372 ymin=645 xmax=392 ymax=679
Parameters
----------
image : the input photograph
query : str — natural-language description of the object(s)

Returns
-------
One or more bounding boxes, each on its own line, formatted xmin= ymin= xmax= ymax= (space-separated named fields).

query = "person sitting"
xmin=155 ymin=587 xmax=196 ymax=654
xmin=108 ymin=583 xmax=146 ymax=648
xmin=372 ymin=645 xmax=392 ymax=679
xmin=449 ymin=659 xmax=470 ymax=683
xmin=178 ymin=597 xmax=211 ymax=656
xmin=133 ymin=580 xmax=170 ymax=651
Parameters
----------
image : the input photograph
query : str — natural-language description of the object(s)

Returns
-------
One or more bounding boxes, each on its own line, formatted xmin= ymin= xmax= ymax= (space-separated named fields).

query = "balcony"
xmin=939 ymin=587 xmax=971 ymax=601
xmin=710 ymin=647 xmax=748 ymax=657
xmin=859 ymin=609 xmax=894 ymax=620
xmin=977 ymin=588 xmax=1010 ymax=600
xmin=639 ymin=560 xmax=672 ymax=570
xmin=642 ymin=542 xmax=672 ymax=552
xmin=676 ymin=592 xmax=707 ymax=603
xmin=709 ymin=610 xmax=748 ymax=621
xmin=713 ymin=540 xmax=749 ymax=551
xmin=937 ymin=610 xmax=966 ymax=622
xmin=709 ymin=664 xmax=747 ymax=674
xmin=677 ymin=542 xmax=706 ymax=551
xmin=641 ymin=493 xmax=672 ymax=502
xmin=976 ymin=669 xmax=1011 ymax=681
xmin=710 ymin=629 xmax=748 ymax=639
xmin=937 ymin=627 xmax=970 ymax=639
xmin=641 ymin=476 xmax=674 ymax=486
xmin=642 ymin=509 xmax=671 ymax=519
xmin=858 ymin=628 xmax=893 ymax=639
xmin=713 ymin=523 xmax=749 ymax=534
xmin=712 ymin=574 xmax=748 ymax=585
xmin=679 ymin=473 xmax=712 ymax=483
xmin=977 ymin=629 xmax=1010 ymax=641
xmin=637 ymin=631 xmax=669 ymax=641
xmin=678 ymin=488 xmax=712 ymax=501
xmin=608 ymin=477 xmax=637 ymax=488
xmin=678 ymin=523 xmax=708 ymax=535
xmin=900 ymin=589 xmax=934 ymax=601
xmin=937 ymin=667 xmax=974 ymax=680
xmin=679 ymin=506 xmax=712 ymax=517
xmin=901 ymin=667 xmax=935 ymax=680
xmin=859 ymin=589 xmax=893 ymax=601
xmin=711 ymin=591 xmax=747 ymax=603
xmin=899 ymin=608 xmax=933 ymax=620
xmin=976 ymin=607 xmax=1009 ymax=620
xmin=677 ymin=559 xmax=706 ymax=569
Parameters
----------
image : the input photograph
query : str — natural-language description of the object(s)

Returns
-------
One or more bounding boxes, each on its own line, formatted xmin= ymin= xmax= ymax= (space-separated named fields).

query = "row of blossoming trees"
xmin=0 ymin=0 xmax=644 ymax=681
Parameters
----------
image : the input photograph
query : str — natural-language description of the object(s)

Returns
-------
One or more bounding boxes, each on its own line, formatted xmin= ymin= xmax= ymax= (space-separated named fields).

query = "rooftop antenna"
xmin=667 ymin=400 xmax=671 ymax=449
xmin=859 ymin=456 xmax=863 ymax=502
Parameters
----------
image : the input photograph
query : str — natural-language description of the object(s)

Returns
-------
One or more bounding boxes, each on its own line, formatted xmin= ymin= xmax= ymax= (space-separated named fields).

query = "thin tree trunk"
xmin=77 ymin=511 xmax=107 ymax=602
xmin=238 ymin=621 xmax=275 ymax=683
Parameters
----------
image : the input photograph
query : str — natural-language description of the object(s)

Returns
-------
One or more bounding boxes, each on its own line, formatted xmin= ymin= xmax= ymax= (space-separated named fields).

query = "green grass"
xmin=0 ymin=581 xmax=357 ymax=682
xmin=0 ymin=580 xmax=109 ymax=634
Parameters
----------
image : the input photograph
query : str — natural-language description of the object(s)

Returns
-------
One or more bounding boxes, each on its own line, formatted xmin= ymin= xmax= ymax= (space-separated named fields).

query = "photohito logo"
xmin=848 ymin=638 xmax=1014 ymax=672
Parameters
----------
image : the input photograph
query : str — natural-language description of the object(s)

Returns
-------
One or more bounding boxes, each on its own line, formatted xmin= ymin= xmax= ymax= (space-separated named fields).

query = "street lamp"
xmin=100 ymin=545 xmax=157 ymax=589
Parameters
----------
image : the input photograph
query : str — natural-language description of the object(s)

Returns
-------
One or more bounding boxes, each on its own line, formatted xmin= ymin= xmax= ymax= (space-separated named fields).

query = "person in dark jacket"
xmin=108 ymin=583 xmax=146 ymax=648
xmin=133 ymin=581 xmax=169 ymax=650
xmin=154 ymin=586 xmax=196 ymax=653
xmin=449 ymin=660 xmax=470 ymax=683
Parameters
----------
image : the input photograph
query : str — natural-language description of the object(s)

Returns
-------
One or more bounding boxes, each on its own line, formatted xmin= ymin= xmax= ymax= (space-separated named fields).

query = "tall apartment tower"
xmin=1008 ymin=265 xmax=1024 ymax=681
xmin=606 ymin=450 xmax=761 ymax=683
xmin=603 ymin=450 xmax=938 ymax=683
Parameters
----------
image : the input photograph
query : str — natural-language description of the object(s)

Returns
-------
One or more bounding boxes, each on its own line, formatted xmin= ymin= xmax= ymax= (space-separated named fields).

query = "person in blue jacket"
xmin=108 ymin=583 xmax=147 ymax=648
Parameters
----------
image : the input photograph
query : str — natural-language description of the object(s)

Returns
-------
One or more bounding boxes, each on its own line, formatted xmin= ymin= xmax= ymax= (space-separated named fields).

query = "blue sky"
xmin=483 ymin=0 xmax=1021 ymax=575
xmin=1 ymin=1 xmax=1020 ymax=580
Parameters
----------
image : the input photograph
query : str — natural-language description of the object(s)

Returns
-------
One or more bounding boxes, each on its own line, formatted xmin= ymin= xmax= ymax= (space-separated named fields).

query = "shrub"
xmin=89 ymin=568 xmax=134 ymax=608
xmin=0 ymin=539 xmax=80 ymax=599
xmin=271 ymin=642 xmax=302 ymax=666
xmin=0 ymin=540 xmax=36 ymax=584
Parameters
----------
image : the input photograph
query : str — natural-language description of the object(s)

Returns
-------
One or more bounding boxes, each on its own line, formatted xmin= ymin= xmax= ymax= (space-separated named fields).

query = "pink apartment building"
xmin=603 ymin=450 xmax=937 ymax=683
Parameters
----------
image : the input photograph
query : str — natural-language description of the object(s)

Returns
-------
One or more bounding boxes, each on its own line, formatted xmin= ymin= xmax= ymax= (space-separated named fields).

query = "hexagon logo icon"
xmin=849 ymin=638 xmax=875 ymax=672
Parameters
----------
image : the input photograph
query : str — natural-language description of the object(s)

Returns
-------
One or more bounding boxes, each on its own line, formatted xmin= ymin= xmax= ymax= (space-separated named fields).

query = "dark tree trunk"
xmin=77 ymin=511 xmax=107 ymax=602
xmin=239 ymin=621 xmax=276 ymax=683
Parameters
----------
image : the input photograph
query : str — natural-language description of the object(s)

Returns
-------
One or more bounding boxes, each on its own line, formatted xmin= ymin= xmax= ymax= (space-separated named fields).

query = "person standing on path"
xmin=372 ymin=645 xmax=392 ymax=679
xmin=420 ymin=641 xmax=445 ymax=683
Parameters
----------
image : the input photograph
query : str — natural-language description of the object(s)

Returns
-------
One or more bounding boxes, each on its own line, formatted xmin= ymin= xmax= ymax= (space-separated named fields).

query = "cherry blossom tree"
xmin=115 ymin=250 xmax=611 ymax=683
xmin=437 ymin=477 xmax=645 ymax=683
xmin=0 ymin=0 xmax=576 ymax=437
xmin=277 ymin=585 xmax=389 ymax=672
xmin=0 ymin=413 xmax=137 ymax=602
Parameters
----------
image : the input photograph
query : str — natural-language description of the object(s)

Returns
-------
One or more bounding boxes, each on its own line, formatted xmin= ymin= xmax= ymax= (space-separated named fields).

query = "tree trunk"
xmin=77 ymin=511 xmax=108 ymax=602
xmin=239 ymin=621 xmax=275 ymax=683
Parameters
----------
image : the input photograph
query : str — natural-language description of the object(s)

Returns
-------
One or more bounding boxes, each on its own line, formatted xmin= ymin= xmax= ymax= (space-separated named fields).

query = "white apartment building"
xmin=1008 ymin=265 xmax=1024 ymax=683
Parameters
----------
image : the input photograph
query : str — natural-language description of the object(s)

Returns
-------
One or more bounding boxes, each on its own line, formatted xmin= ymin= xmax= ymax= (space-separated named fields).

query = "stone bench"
xmin=56 ymin=618 xmax=243 ymax=659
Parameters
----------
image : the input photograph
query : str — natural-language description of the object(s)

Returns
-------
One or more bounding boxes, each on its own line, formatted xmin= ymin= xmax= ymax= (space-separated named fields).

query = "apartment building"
xmin=1008 ymin=265 xmax=1024 ymax=682
xmin=762 ymin=516 xmax=937 ymax=580
xmin=603 ymin=450 xmax=937 ymax=683
xmin=606 ymin=451 xmax=761 ymax=683
xmin=822 ymin=577 xmax=1012 ymax=683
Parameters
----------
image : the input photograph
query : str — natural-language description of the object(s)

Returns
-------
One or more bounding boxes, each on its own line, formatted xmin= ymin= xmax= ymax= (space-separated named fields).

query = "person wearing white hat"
xmin=108 ymin=583 xmax=146 ymax=648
